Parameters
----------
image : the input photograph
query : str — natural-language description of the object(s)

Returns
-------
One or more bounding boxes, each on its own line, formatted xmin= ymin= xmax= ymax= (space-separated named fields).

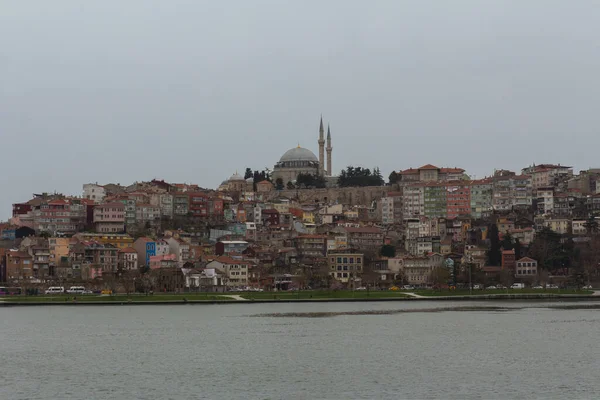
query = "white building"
xmin=83 ymin=183 xmax=106 ymax=202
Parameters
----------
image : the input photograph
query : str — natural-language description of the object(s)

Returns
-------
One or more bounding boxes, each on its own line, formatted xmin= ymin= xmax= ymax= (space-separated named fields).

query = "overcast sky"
xmin=2 ymin=0 xmax=600 ymax=220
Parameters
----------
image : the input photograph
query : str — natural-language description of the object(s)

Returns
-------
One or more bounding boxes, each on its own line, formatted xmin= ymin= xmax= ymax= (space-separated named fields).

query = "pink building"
xmin=93 ymin=202 xmax=125 ymax=233
xmin=149 ymin=254 xmax=178 ymax=270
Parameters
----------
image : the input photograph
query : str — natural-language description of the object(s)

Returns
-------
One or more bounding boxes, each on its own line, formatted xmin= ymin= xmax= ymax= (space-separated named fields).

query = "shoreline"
xmin=1 ymin=293 xmax=598 ymax=306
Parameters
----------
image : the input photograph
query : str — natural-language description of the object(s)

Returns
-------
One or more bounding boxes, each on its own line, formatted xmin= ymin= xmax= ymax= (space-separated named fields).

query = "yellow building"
xmin=73 ymin=232 xmax=134 ymax=249
xmin=49 ymin=237 xmax=71 ymax=265
xmin=327 ymin=250 xmax=364 ymax=284
xmin=302 ymin=211 xmax=315 ymax=224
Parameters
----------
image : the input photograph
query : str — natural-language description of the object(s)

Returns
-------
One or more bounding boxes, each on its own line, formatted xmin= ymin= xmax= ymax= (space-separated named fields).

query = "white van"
xmin=511 ymin=283 xmax=525 ymax=289
xmin=66 ymin=286 xmax=86 ymax=294
xmin=45 ymin=286 xmax=65 ymax=294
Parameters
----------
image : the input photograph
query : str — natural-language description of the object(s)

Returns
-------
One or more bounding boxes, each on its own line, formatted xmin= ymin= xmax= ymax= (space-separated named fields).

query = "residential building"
xmin=327 ymin=249 xmax=363 ymax=284
xmin=33 ymin=199 xmax=87 ymax=235
xmin=188 ymin=192 xmax=209 ymax=218
xmin=522 ymin=164 xmax=573 ymax=190
xmin=536 ymin=188 xmax=555 ymax=215
xmin=118 ymin=247 xmax=138 ymax=270
xmin=424 ymin=183 xmax=447 ymax=218
xmin=501 ymin=249 xmax=516 ymax=271
xmin=149 ymin=192 xmax=173 ymax=218
xmin=296 ymin=235 xmax=326 ymax=258
xmin=469 ymin=179 xmax=493 ymax=219
xmin=135 ymin=203 xmax=161 ymax=227
xmin=6 ymin=250 xmax=33 ymax=282
xmin=73 ymin=232 xmax=134 ymax=249
xmin=205 ymin=256 xmax=251 ymax=288
xmin=166 ymin=237 xmax=190 ymax=265
xmin=83 ymin=183 xmax=106 ymax=202
xmin=215 ymin=240 xmax=249 ymax=256
xmin=399 ymin=165 xmax=466 ymax=182
xmin=48 ymin=237 xmax=71 ymax=266
xmin=515 ymin=257 xmax=538 ymax=278
xmin=572 ymin=219 xmax=587 ymax=235
xmin=173 ymin=193 xmax=189 ymax=216
xmin=445 ymin=182 xmax=471 ymax=219
xmin=343 ymin=226 xmax=384 ymax=251
xmin=93 ymin=202 xmax=125 ymax=233
xmin=149 ymin=254 xmax=178 ymax=269
xmin=403 ymin=184 xmax=425 ymax=217
xmin=544 ymin=218 xmax=570 ymax=234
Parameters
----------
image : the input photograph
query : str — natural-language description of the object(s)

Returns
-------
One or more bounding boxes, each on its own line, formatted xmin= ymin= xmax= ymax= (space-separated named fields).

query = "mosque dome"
xmin=279 ymin=146 xmax=318 ymax=163
xmin=229 ymin=172 xmax=244 ymax=181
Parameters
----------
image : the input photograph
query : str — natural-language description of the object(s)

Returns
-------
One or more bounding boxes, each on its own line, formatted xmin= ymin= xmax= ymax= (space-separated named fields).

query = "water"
xmin=1 ymin=301 xmax=600 ymax=400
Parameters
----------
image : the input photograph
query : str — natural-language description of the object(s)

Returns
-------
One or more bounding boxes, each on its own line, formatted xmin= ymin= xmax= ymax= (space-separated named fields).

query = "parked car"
xmin=496 ymin=285 xmax=506 ymax=289
xmin=473 ymin=284 xmax=482 ymax=290
xmin=486 ymin=285 xmax=497 ymax=290
xmin=66 ymin=286 xmax=86 ymax=294
xmin=546 ymin=284 xmax=559 ymax=289
xmin=402 ymin=285 xmax=415 ymax=290
xmin=45 ymin=287 xmax=65 ymax=295
xmin=510 ymin=283 xmax=525 ymax=289
xmin=582 ymin=285 xmax=593 ymax=290
xmin=389 ymin=286 xmax=399 ymax=291
xmin=355 ymin=287 xmax=367 ymax=291
xmin=100 ymin=289 xmax=113 ymax=295
xmin=532 ymin=285 xmax=544 ymax=289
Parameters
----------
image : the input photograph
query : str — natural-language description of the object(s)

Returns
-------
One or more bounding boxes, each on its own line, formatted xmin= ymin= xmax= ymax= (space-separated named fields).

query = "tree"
xmin=286 ymin=181 xmax=295 ymax=190
xmin=584 ymin=215 xmax=599 ymax=235
xmin=388 ymin=171 xmax=400 ymax=185
xmin=487 ymin=224 xmax=501 ymax=266
xmin=244 ymin=168 xmax=253 ymax=180
xmin=429 ymin=266 xmax=451 ymax=288
xmin=296 ymin=172 xmax=326 ymax=188
xmin=514 ymin=238 xmax=522 ymax=259
xmin=337 ymin=165 xmax=385 ymax=187
xmin=275 ymin=178 xmax=284 ymax=191
xmin=528 ymin=227 xmax=575 ymax=274
xmin=379 ymin=245 xmax=396 ymax=258
xmin=498 ymin=269 xmax=514 ymax=288
xmin=501 ymin=232 xmax=514 ymax=251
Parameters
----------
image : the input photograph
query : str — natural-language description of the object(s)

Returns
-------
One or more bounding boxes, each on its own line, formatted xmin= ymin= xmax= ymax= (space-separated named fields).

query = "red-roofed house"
xmin=93 ymin=202 xmax=125 ymax=233
xmin=206 ymin=256 xmax=252 ymax=288
xmin=515 ymin=257 xmax=538 ymax=277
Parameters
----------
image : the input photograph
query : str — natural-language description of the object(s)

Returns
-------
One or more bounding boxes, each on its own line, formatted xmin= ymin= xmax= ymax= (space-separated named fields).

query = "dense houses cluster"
xmin=1 ymin=162 xmax=600 ymax=293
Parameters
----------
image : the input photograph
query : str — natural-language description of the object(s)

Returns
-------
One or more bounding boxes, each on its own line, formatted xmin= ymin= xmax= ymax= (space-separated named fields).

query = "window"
xmin=337 ymin=257 xmax=342 ymax=263
xmin=343 ymin=266 xmax=348 ymax=271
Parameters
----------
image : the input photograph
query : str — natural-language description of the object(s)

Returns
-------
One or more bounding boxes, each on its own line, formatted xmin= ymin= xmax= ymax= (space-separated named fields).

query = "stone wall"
xmin=266 ymin=186 xmax=390 ymax=206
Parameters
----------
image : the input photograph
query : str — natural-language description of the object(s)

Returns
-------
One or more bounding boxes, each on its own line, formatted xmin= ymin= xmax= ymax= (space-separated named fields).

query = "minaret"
xmin=326 ymin=124 xmax=332 ymax=176
xmin=318 ymin=115 xmax=325 ymax=176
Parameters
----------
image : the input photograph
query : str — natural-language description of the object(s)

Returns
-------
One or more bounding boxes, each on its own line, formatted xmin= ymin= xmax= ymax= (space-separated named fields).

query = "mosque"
xmin=271 ymin=116 xmax=334 ymax=185
xmin=220 ymin=117 xmax=335 ymax=192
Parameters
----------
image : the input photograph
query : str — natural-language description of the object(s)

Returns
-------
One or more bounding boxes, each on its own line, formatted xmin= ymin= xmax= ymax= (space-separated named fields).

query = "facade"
xmin=470 ymin=179 xmax=493 ymax=219
xmin=206 ymin=256 xmax=251 ymax=288
xmin=445 ymin=182 xmax=471 ymax=219
xmin=73 ymin=232 xmax=134 ymax=249
xmin=515 ymin=257 xmax=538 ymax=278
xmin=403 ymin=185 xmax=425 ymax=217
xmin=215 ymin=240 xmax=249 ymax=255
xmin=83 ymin=183 xmax=106 ymax=202
xmin=399 ymin=165 xmax=466 ymax=182
xmin=93 ymin=202 xmax=125 ymax=233
xmin=6 ymin=250 xmax=33 ymax=282
xmin=327 ymin=250 xmax=363 ymax=284
xmin=149 ymin=192 xmax=174 ymax=218
xmin=173 ymin=193 xmax=189 ymax=216
xmin=343 ymin=227 xmax=384 ymax=251
xmin=33 ymin=199 xmax=87 ymax=235
xmin=118 ymin=247 xmax=138 ymax=270
xmin=296 ymin=235 xmax=326 ymax=258
xmin=135 ymin=203 xmax=161 ymax=227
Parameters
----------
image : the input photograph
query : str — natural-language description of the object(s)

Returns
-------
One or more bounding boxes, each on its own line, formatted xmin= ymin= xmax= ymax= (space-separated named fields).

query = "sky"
xmin=2 ymin=0 xmax=600 ymax=220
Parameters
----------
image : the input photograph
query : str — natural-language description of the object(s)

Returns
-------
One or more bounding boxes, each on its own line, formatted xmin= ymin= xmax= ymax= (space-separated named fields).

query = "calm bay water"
xmin=1 ymin=300 xmax=600 ymax=400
